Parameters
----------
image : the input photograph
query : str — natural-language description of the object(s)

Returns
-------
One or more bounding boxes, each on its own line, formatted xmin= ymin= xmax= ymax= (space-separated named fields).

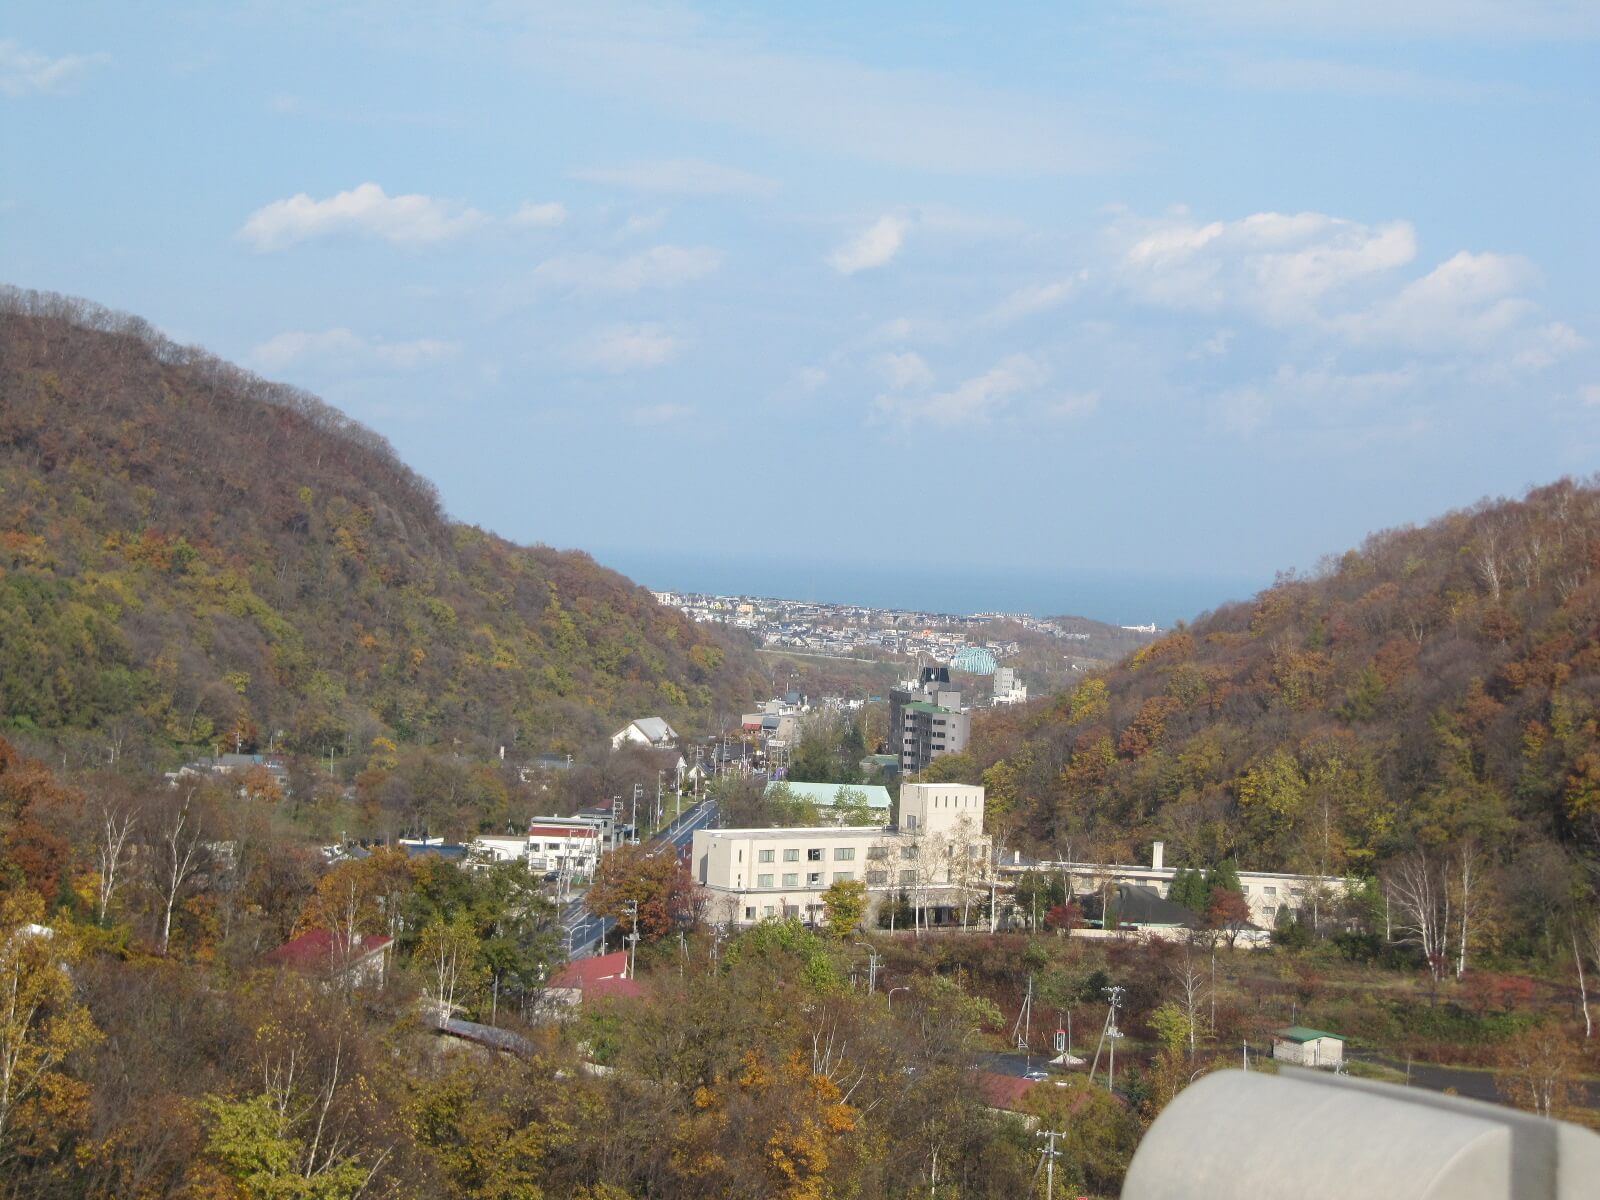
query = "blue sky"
xmin=4 ymin=2 xmax=1598 ymax=613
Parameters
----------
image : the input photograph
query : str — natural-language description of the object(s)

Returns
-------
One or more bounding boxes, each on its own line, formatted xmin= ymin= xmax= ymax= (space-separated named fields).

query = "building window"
xmin=1264 ymin=886 xmax=1277 ymax=896
xmin=757 ymin=874 xmax=774 ymax=888
xmin=758 ymin=849 xmax=775 ymax=863
xmin=867 ymin=846 xmax=889 ymax=860
xmin=1290 ymin=887 xmax=1304 ymax=898
xmin=898 ymin=869 xmax=916 ymax=885
xmin=834 ymin=871 xmax=853 ymax=882
xmin=762 ymin=905 xmax=775 ymax=917
xmin=807 ymin=872 xmax=822 ymax=886
xmin=808 ymin=848 xmax=823 ymax=862
xmin=783 ymin=873 xmax=799 ymax=887
xmin=744 ymin=907 xmax=756 ymax=920
xmin=546 ymin=843 xmax=560 ymax=850
xmin=867 ymin=870 xmax=888 ymax=885
xmin=783 ymin=849 xmax=800 ymax=862
xmin=900 ymin=845 xmax=917 ymax=860
xmin=834 ymin=847 xmax=856 ymax=861
xmin=1264 ymin=906 xmax=1277 ymax=919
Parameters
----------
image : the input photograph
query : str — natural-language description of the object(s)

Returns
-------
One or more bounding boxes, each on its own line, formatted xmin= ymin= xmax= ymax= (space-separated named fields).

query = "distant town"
xmin=652 ymin=589 xmax=1162 ymax=665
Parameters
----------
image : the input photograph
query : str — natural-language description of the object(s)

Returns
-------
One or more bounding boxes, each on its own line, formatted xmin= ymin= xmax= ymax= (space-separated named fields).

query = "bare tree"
xmin=1454 ymin=841 xmax=1490 ymax=980
xmin=1384 ymin=850 xmax=1450 ymax=985
xmin=1574 ymin=909 xmax=1600 ymax=1040
xmin=1170 ymin=952 xmax=1209 ymax=1058
xmin=92 ymin=793 xmax=139 ymax=925
xmin=152 ymin=790 xmax=206 ymax=956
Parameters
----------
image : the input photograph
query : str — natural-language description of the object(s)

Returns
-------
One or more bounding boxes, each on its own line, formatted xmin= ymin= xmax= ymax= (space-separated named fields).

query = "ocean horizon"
xmin=594 ymin=550 xmax=1266 ymax=628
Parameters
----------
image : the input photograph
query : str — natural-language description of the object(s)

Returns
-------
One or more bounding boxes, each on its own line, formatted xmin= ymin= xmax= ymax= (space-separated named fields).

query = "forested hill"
xmin=974 ymin=479 xmax=1600 ymax=925
xmin=0 ymin=288 xmax=763 ymax=766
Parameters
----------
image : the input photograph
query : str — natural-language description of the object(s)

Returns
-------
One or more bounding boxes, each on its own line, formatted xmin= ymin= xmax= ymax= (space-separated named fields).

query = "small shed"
xmin=1272 ymin=1026 xmax=1346 ymax=1068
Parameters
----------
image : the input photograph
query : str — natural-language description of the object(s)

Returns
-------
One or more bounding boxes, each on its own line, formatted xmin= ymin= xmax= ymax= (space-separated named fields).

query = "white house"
xmin=693 ymin=783 xmax=990 ymax=928
xmin=610 ymin=717 xmax=679 ymax=750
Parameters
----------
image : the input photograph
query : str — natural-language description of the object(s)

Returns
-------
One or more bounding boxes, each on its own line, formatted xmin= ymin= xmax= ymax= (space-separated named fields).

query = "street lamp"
xmin=887 ymin=986 xmax=908 ymax=1011
xmin=852 ymin=941 xmax=879 ymax=993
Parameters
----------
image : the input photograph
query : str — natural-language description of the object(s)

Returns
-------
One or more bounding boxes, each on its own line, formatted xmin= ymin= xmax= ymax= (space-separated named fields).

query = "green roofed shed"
xmin=1274 ymin=1027 xmax=1347 ymax=1044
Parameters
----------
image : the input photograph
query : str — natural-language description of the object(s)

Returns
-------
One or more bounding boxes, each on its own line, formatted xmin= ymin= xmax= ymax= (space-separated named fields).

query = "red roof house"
xmin=546 ymin=950 xmax=644 ymax=1007
xmin=264 ymin=929 xmax=392 ymax=989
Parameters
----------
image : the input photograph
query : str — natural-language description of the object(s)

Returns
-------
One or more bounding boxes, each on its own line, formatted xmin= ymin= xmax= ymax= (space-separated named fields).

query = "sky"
xmin=4 ymin=2 xmax=1598 ymax=618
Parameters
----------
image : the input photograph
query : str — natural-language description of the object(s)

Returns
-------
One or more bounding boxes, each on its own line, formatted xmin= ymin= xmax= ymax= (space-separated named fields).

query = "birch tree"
xmin=1384 ymin=850 xmax=1450 ymax=985
xmin=152 ymin=789 xmax=206 ymax=956
xmin=92 ymin=793 xmax=138 ymax=925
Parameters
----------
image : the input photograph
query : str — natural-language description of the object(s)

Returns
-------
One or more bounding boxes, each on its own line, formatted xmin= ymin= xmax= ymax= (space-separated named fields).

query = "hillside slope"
xmin=0 ymin=288 xmax=762 ymax=765
xmin=974 ymin=480 xmax=1600 ymax=929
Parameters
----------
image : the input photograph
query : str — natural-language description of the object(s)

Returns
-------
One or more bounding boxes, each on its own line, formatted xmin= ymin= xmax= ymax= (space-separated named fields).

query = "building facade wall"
xmin=694 ymin=784 xmax=991 ymax=927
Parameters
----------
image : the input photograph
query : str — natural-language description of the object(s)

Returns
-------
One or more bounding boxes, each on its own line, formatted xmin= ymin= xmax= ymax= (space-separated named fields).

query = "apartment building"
xmin=888 ymin=668 xmax=971 ymax=773
xmin=692 ymin=783 xmax=990 ymax=927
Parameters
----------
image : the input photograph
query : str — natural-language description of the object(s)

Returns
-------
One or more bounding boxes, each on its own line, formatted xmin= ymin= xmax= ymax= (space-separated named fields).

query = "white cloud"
xmin=531 ymin=244 xmax=723 ymax=293
xmin=1581 ymin=384 xmax=1600 ymax=407
xmin=877 ymin=352 xmax=935 ymax=391
xmin=629 ymin=402 xmax=695 ymax=425
xmin=986 ymin=275 xmax=1084 ymax=324
xmin=1041 ymin=391 xmax=1100 ymax=421
xmin=1113 ymin=208 xmax=1417 ymax=323
xmin=1192 ymin=330 xmax=1235 ymax=359
xmin=580 ymin=324 xmax=680 ymax=372
xmin=250 ymin=328 xmax=461 ymax=372
xmin=829 ymin=216 xmax=909 ymax=275
xmin=796 ymin=367 xmax=829 ymax=391
xmin=874 ymin=353 xmax=1046 ymax=428
xmin=1333 ymin=250 xmax=1536 ymax=351
xmin=572 ymin=158 xmax=777 ymax=196
xmin=239 ymin=183 xmax=486 ymax=251
xmin=510 ymin=200 xmax=567 ymax=228
xmin=0 ymin=39 xmax=108 ymax=97
xmin=614 ymin=211 xmax=667 ymax=240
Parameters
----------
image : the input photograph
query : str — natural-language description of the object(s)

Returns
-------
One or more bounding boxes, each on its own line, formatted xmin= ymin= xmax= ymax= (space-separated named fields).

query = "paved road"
xmin=561 ymin=800 xmax=718 ymax=959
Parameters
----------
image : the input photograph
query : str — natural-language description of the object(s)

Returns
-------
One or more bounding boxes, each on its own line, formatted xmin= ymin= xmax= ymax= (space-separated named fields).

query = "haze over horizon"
xmin=5 ymin=2 xmax=1597 ymax=591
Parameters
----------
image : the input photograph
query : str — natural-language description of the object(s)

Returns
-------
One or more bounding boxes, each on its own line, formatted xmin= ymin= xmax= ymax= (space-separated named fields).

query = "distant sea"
xmin=594 ymin=551 xmax=1265 ymax=628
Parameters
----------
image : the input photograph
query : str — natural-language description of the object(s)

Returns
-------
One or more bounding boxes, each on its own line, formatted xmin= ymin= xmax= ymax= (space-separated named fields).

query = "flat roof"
xmin=699 ymin=825 xmax=888 ymax=841
xmin=767 ymin=781 xmax=892 ymax=809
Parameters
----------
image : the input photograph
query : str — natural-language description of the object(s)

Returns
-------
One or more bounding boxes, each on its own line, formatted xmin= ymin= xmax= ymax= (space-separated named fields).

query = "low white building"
xmin=1272 ymin=1026 xmax=1346 ymax=1069
xmin=692 ymin=783 xmax=990 ymax=928
xmin=1012 ymin=841 xmax=1350 ymax=931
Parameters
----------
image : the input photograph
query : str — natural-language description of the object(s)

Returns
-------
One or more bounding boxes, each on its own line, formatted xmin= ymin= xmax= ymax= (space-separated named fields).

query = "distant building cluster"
xmin=650 ymin=590 xmax=1027 ymax=663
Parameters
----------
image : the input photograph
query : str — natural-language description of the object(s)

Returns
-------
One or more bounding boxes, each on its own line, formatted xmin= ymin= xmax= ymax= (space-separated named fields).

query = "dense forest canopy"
xmin=0 ymin=288 xmax=763 ymax=769
xmin=971 ymin=478 xmax=1600 ymax=953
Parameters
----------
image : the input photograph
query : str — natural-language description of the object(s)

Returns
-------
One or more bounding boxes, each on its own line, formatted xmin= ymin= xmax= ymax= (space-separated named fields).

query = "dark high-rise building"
xmin=889 ymin=667 xmax=970 ymax=774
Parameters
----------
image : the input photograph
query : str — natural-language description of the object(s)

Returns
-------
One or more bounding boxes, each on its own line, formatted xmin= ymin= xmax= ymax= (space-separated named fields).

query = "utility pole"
xmin=1105 ymin=984 xmax=1124 ymax=1093
xmin=624 ymin=900 xmax=639 ymax=979
xmin=1036 ymin=1128 xmax=1063 ymax=1198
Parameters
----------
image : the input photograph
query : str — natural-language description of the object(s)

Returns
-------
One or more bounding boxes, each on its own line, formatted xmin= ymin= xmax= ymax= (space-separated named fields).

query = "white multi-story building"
xmin=692 ymin=783 xmax=991 ymax=927
xmin=469 ymin=816 xmax=607 ymax=880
